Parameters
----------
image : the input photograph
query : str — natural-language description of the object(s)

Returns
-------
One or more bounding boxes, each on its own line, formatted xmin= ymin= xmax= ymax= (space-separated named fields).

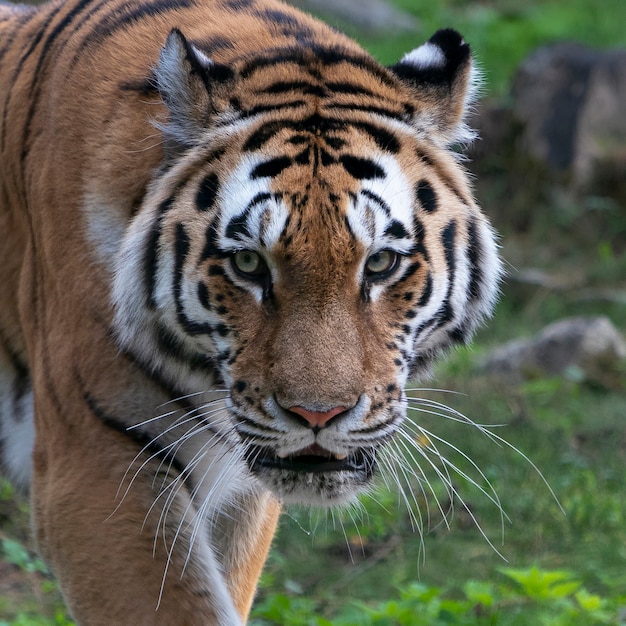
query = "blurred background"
xmin=1 ymin=0 xmax=625 ymax=624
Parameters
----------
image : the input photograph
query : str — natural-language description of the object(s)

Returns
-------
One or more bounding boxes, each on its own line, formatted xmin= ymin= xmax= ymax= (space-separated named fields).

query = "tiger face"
xmin=113 ymin=28 xmax=501 ymax=506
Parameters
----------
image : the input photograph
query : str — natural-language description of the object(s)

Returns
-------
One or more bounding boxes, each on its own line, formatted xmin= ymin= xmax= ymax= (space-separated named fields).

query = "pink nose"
xmin=289 ymin=405 xmax=347 ymax=429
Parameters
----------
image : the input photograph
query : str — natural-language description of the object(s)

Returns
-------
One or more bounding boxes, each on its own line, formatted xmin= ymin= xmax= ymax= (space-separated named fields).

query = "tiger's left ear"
xmin=155 ymin=28 xmax=235 ymax=152
xmin=389 ymin=29 xmax=479 ymax=147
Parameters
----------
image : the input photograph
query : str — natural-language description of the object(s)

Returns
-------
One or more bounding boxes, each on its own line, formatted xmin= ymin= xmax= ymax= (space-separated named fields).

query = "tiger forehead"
xmin=229 ymin=44 xmax=414 ymax=116
xmin=275 ymin=183 xmax=356 ymax=247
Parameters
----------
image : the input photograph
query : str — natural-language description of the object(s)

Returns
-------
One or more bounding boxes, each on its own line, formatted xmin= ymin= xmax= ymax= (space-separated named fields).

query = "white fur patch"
xmin=219 ymin=155 xmax=289 ymax=252
xmin=83 ymin=191 xmax=126 ymax=265
xmin=401 ymin=41 xmax=447 ymax=70
xmin=344 ymin=154 xmax=416 ymax=301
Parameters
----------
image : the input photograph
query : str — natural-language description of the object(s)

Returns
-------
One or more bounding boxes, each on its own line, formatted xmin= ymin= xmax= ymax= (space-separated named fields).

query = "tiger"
xmin=0 ymin=0 xmax=502 ymax=623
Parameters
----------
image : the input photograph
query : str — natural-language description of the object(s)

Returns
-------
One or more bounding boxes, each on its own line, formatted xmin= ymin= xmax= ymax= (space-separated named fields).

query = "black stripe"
xmin=361 ymin=189 xmax=390 ymax=216
xmin=75 ymin=0 xmax=196 ymax=58
xmin=200 ymin=221 xmax=226 ymax=262
xmin=407 ymin=354 xmax=430 ymax=378
xmin=117 ymin=337 xmax=224 ymax=410
xmin=235 ymin=413 xmax=284 ymax=436
xmin=326 ymin=102 xmax=405 ymax=122
xmin=414 ymin=144 xmax=470 ymax=205
xmin=174 ymin=223 xmax=215 ymax=335
xmin=239 ymin=45 xmax=398 ymax=89
xmin=242 ymin=120 xmax=286 ymax=152
xmin=320 ymin=148 xmax=335 ymax=167
xmin=197 ymin=281 xmax=211 ymax=310
xmin=294 ymin=148 xmax=310 ymax=165
xmin=224 ymin=211 xmax=252 ymax=241
xmin=1 ymin=1 xmax=63 ymax=153
xmin=326 ymin=81 xmax=378 ymax=98
xmin=82 ymin=386 xmax=188 ymax=479
xmin=0 ymin=330 xmax=29 ymax=384
xmin=259 ymin=9 xmax=300 ymax=27
xmin=242 ymin=99 xmax=307 ymax=117
xmin=243 ymin=113 xmax=343 ymax=151
xmin=154 ymin=321 xmax=188 ymax=359
xmin=395 ymin=261 xmax=422 ymax=287
xmin=417 ymin=272 xmax=433 ymax=307
xmin=196 ymin=172 xmax=220 ymax=211
xmin=173 ymin=223 xmax=192 ymax=324
xmin=251 ymin=156 xmax=292 ymax=179
xmin=324 ymin=136 xmax=346 ymax=150
xmin=436 ymin=220 xmax=457 ymax=328
xmin=467 ymin=218 xmax=483 ymax=301
xmin=153 ymin=320 xmax=217 ymax=372
xmin=144 ymin=220 xmax=163 ymax=310
xmin=261 ymin=80 xmax=325 ymax=97
xmin=412 ymin=319 xmax=435 ymax=342
xmin=415 ymin=148 xmax=433 ymax=166
xmin=224 ymin=0 xmax=255 ymax=8
xmin=351 ymin=121 xmax=401 ymax=154
xmin=19 ymin=0 xmax=102 ymax=165
xmin=194 ymin=35 xmax=234 ymax=55
xmin=144 ymin=195 xmax=175 ymax=309
xmin=416 ymin=179 xmax=438 ymax=213
xmin=119 ymin=75 xmax=159 ymax=96
xmin=449 ymin=322 xmax=470 ymax=345
xmin=340 ymin=155 xmax=385 ymax=180
xmin=384 ymin=220 xmax=409 ymax=240
xmin=412 ymin=218 xmax=429 ymax=261
xmin=249 ymin=191 xmax=273 ymax=208
xmin=35 ymin=0 xmax=96 ymax=59
xmin=257 ymin=7 xmax=315 ymax=44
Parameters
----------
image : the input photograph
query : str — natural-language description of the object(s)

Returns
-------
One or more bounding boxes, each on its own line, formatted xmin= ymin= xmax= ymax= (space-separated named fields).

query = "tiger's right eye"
xmin=364 ymin=250 xmax=399 ymax=279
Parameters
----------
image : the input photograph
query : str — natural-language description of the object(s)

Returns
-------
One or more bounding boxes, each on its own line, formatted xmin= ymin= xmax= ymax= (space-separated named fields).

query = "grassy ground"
xmin=2 ymin=0 xmax=626 ymax=624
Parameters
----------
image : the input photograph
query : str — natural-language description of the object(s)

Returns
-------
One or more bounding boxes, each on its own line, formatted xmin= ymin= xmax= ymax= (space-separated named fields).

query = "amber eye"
xmin=365 ymin=250 xmax=398 ymax=278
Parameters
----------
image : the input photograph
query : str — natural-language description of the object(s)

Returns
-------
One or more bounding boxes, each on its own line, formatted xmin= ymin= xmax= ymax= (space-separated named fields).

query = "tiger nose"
xmin=288 ymin=405 xmax=348 ymax=429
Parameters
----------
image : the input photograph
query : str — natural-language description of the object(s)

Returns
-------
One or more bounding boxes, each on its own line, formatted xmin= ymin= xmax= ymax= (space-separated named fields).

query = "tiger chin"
xmin=0 ymin=0 xmax=502 ymax=623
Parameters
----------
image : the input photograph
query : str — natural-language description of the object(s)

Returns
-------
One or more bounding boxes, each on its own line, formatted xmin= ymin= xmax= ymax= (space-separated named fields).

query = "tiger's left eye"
xmin=365 ymin=250 xmax=398 ymax=278
xmin=232 ymin=250 xmax=267 ymax=277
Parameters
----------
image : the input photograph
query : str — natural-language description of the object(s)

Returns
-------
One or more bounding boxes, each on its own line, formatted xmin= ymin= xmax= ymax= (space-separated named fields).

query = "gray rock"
xmin=511 ymin=42 xmax=626 ymax=187
xmin=480 ymin=316 xmax=626 ymax=386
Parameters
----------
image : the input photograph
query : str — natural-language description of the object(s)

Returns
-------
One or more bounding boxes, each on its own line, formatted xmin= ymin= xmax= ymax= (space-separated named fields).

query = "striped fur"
xmin=0 ymin=0 xmax=501 ymax=623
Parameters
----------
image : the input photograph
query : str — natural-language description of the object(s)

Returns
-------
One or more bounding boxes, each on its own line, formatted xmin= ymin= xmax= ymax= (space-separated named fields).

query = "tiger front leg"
xmin=30 ymin=408 xmax=248 ymax=626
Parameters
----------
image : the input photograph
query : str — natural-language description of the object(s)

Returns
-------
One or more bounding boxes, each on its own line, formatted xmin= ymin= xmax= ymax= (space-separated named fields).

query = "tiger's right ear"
xmin=389 ymin=29 xmax=480 ymax=148
xmin=155 ymin=28 xmax=235 ymax=151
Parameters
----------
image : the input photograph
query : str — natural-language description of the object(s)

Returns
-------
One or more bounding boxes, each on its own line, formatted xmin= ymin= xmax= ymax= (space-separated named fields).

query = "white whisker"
xmin=401 ymin=421 xmax=508 ymax=527
xmin=389 ymin=432 xmax=453 ymax=529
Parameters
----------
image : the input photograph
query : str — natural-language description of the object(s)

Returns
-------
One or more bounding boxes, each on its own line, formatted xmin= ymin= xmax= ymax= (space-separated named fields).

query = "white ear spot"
xmin=401 ymin=42 xmax=447 ymax=70
xmin=190 ymin=43 xmax=213 ymax=69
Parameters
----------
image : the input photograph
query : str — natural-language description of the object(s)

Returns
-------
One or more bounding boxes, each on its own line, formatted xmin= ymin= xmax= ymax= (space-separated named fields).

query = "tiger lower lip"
xmin=247 ymin=445 xmax=372 ymax=474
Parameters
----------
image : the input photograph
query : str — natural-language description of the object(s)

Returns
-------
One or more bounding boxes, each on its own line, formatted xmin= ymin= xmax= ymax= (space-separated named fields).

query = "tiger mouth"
xmin=247 ymin=444 xmax=375 ymax=475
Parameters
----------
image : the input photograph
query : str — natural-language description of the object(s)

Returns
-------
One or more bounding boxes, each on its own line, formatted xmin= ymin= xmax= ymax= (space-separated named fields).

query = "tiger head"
xmin=112 ymin=27 xmax=501 ymax=506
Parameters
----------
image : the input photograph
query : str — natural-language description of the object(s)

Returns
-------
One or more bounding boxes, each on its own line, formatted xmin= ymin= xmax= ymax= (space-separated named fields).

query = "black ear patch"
xmin=389 ymin=29 xmax=470 ymax=91
xmin=388 ymin=29 xmax=477 ymax=146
